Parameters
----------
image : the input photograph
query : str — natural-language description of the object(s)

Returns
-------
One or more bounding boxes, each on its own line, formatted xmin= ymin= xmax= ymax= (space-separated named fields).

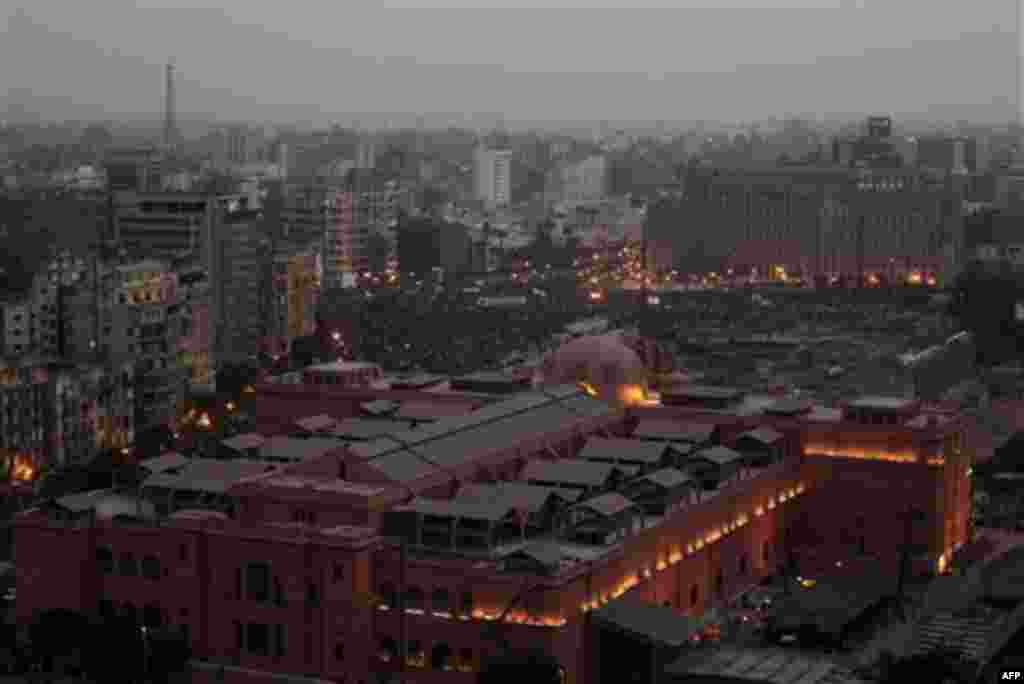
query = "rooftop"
xmin=142 ymin=458 xmax=281 ymax=494
xmin=306 ymin=360 xmax=381 ymax=374
xmin=259 ymin=437 xmax=344 ymax=463
xmin=667 ymin=647 xmax=866 ymax=684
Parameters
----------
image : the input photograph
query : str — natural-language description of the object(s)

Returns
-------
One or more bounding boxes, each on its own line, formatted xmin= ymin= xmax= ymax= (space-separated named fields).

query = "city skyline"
xmin=0 ymin=1 xmax=1017 ymax=130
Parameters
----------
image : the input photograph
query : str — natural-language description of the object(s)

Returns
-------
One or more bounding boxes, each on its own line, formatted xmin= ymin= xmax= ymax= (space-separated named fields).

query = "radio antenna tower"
xmin=163 ymin=60 xmax=179 ymax=150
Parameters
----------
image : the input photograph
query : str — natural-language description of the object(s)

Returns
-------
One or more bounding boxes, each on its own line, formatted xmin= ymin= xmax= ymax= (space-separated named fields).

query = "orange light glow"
xmin=589 ymin=290 xmax=604 ymax=301
xmin=754 ymin=506 xmax=765 ymax=517
xmin=908 ymin=272 xmax=922 ymax=285
xmin=243 ymin=385 xmax=256 ymax=394
xmin=619 ymin=384 xmax=647 ymax=406
xmin=805 ymin=444 xmax=918 ymax=463
xmin=669 ymin=549 xmax=683 ymax=564
xmin=196 ymin=413 xmax=212 ymax=429
xmin=578 ymin=381 xmax=598 ymax=397
xmin=867 ymin=273 xmax=880 ymax=286
xmin=11 ymin=454 xmax=35 ymax=482
xmin=226 ymin=401 xmax=236 ymax=412
xmin=926 ymin=276 xmax=937 ymax=287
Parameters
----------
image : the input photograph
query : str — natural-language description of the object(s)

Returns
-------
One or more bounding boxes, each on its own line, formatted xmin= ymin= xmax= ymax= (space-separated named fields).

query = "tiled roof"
xmin=667 ymin=647 xmax=866 ymax=684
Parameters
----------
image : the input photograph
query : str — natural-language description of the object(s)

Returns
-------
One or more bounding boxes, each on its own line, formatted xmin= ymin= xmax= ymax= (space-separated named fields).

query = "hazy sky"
xmin=1 ymin=0 xmax=1018 ymax=126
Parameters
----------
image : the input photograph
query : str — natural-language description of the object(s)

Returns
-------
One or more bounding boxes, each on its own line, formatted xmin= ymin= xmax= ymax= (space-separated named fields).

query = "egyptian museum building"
xmin=14 ymin=335 xmax=972 ymax=684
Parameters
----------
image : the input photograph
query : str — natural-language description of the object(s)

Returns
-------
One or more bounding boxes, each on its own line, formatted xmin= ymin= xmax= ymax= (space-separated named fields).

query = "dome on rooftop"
xmin=541 ymin=334 xmax=648 ymax=404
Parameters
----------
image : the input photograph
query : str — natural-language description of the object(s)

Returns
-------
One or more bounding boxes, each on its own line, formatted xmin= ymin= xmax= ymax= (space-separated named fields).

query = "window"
xmin=275 ymin=624 xmax=287 ymax=657
xmin=457 ymin=648 xmax=474 ymax=673
xmin=141 ymin=555 xmax=161 ymax=580
xmin=715 ymin=571 xmax=724 ymax=596
xmin=379 ymin=582 xmax=397 ymax=608
xmin=408 ymin=641 xmax=425 ymax=668
xmin=431 ymin=643 xmax=453 ymax=670
xmin=763 ymin=541 xmax=773 ymax=564
xmin=333 ymin=563 xmax=344 ymax=583
xmin=405 ymin=586 xmax=425 ymax=612
xmin=98 ymin=599 xmax=116 ymax=620
xmin=246 ymin=623 xmax=270 ymax=656
xmin=245 ymin=562 xmax=271 ymax=602
xmin=431 ymin=588 xmax=451 ymax=615
xmin=378 ymin=637 xmax=397 ymax=663
xmin=179 ymin=544 xmax=188 ymax=562
xmin=96 ymin=547 xmax=114 ymax=574
xmin=306 ymin=582 xmax=319 ymax=605
xmin=334 ymin=642 xmax=345 ymax=662
xmin=739 ymin=555 xmax=748 ymax=576
xmin=119 ymin=552 xmax=138 ymax=577
xmin=690 ymin=584 xmax=698 ymax=608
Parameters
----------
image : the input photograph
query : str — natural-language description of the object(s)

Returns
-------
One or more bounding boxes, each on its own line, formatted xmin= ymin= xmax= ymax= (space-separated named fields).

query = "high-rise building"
xmin=473 ymin=146 xmax=513 ymax=207
xmin=0 ymin=296 xmax=32 ymax=357
xmin=113 ymin=191 xmax=245 ymax=270
xmin=264 ymin=248 xmax=318 ymax=356
xmin=916 ymin=136 xmax=978 ymax=173
xmin=281 ymin=183 xmax=369 ymax=289
xmin=215 ymin=211 xmax=272 ymax=363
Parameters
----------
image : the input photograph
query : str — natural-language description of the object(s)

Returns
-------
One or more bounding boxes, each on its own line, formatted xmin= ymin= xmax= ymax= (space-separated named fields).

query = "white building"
xmin=474 ymin=146 xmax=513 ymax=208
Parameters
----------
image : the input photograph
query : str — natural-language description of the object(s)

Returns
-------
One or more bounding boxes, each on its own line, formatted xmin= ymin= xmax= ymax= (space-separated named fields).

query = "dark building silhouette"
xmin=396 ymin=216 xmax=471 ymax=279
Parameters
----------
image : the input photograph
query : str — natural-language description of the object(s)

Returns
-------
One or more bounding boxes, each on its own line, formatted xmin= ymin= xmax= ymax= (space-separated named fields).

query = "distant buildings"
xmin=916 ymin=136 xmax=977 ymax=174
xmin=474 ymin=146 xmax=513 ymax=207
xmin=556 ymin=154 xmax=609 ymax=204
xmin=263 ymin=248 xmax=318 ymax=357
xmin=652 ymin=163 xmax=967 ymax=284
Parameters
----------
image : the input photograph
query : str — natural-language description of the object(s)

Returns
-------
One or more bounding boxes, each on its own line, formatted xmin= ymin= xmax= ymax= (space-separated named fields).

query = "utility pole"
xmin=397 ymin=537 xmax=408 ymax=684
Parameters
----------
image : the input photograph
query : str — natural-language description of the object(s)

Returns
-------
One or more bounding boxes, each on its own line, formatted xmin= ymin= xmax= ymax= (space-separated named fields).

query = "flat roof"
xmin=140 ymin=452 xmax=189 ymax=474
xmin=295 ymin=414 xmax=337 ymax=432
xmin=330 ymin=418 xmax=413 ymax=441
xmin=579 ymin=437 xmax=670 ymax=465
xmin=667 ymin=647 xmax=866 ymax=684
xmin=306 ymin=360 xmax=380 ymax=373
xmin=249 ymin=474 xmax=387 ymax=498
xmin=694 ymin=446 xmax=743 ymax=466
xmin=848 ymin=396 xmax=919 ymax=411
xmin=573 ymin=492 xmax=636 ymax=517
xmin=221 ymin=433 xmax=267 ymax=451
xmin=522 ymin=459 xmax=618 ymax=488
xmin=594 ymin=596 xmax=708 ymax=648
xmin=260 ymin=437 xmax=342 ymax=462
xmin=143 ymin=459 xmax=281 ymax=494
xmin=633 ymin=420 xmax=717 ymax=444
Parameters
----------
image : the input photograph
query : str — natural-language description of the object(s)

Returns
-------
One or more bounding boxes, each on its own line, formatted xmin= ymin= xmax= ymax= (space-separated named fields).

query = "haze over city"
xmin=8 ymin=2 xmax=1024 ymax=683
xmin=1 ymin=0 xmax=1018 ymax=129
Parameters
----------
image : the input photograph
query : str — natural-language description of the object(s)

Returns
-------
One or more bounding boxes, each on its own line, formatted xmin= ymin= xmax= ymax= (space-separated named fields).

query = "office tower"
xmin=474 ymin=146 xmax=513 ymax=208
